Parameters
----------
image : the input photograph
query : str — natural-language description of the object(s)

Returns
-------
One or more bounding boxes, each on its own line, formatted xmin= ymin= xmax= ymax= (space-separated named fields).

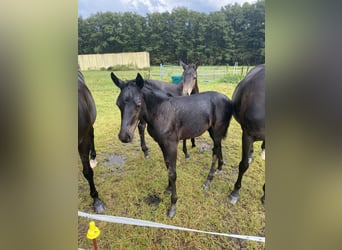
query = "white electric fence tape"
xmin=78 ymin=211 xmax=265 ymax=243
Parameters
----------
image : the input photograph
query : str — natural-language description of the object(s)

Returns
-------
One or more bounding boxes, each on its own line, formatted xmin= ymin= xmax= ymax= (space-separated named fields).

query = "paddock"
xmin=78 ymin=68 xmax=265 ymax=249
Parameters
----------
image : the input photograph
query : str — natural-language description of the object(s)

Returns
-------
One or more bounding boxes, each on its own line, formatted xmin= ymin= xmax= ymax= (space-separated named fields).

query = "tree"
xmin=78 ymin=1 xmax=265 ymax=65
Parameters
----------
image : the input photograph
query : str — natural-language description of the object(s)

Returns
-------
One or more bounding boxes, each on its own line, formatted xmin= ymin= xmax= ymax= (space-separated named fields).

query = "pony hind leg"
xmin=89 ymin=126 xmax=97 ymax=168
xmin=79 ymin=138 xmax=105 ymax=214
xmin=182 ymin=139 xmax=190 ymax=159
xmin=203 ymin=129 xmax=222 ymax=190
xmin=191 ymin=138 xmax=196 ymax=148
xmin=229 ymin=131 xmax=253 ymax=204
xmin=182 ymin=138 xmax=197 ymax=159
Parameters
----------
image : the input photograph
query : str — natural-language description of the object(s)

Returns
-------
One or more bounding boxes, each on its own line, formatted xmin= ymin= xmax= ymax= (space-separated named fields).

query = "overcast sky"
xmin=79 ymin=0 xmax=257 ymax=18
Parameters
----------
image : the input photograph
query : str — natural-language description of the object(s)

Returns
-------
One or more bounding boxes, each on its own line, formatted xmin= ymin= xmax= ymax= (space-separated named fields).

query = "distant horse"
xmin=112 ymin=73 xmax=233 ymax=218
xmin=78 ymin=70 xmax=105 ymax=213
xmin=228 ymin=64 xmax=265 ymax=204
xmin=111 ymin=60 xmax=200 ymax=159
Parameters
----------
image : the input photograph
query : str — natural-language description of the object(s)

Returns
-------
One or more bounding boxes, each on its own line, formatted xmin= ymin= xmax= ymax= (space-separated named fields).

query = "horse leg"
xmin=190 ymin=87 xmax=198 ymax=149
xmin=260 ymin=140 xmax=265 ymax=160
xmin=248 ymin=144 xmax=254 ymax=163
xmin=191 ymin=138 xmax=196 ymax=148
xmin=79 ymin=138 xmax=105 ymax=214
xmin=160 ymin=142 xmax=178 ymax=218
xmin=182 ymin=139 xmax=190 ymax=159
xmin=203 ymin=130 xmax=222 ymax=190
xmin=260 ymin=141 xmax=265 ymax=203
xmin=138 ymin=120 xmax=149 ymax=158
xmin=261 ymin=183 xmax=265 ymax=204
xmin=229 ymin=131 xmax=253 ymax=204
xmin=89 ymin=126 xmax=97 ymax=168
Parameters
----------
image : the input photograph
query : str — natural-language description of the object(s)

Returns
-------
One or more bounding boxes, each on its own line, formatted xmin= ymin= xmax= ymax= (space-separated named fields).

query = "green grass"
xmin=78 ymin=67 xmax=265 ymax=249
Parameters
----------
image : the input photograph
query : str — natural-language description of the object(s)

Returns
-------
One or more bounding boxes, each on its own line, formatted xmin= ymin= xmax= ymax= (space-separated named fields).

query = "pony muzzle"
xmin=118 ymin=131 xmax=133 ymax=143
xmin=182 ymin=89 xmax=192 ymax=96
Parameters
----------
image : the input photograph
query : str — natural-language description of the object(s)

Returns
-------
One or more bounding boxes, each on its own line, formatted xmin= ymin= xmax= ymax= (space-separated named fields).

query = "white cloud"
xmin=79 ymin=0 xmax=257 ymax=18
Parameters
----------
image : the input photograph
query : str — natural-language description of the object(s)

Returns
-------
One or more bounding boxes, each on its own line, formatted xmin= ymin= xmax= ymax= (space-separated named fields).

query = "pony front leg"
xmin=168 ymin=166 xmax=178 ymax=218
xmin=79 ymin=140 xmax=105 ymax=214
xmin=138 ymin=120 xmax=149 ymax=158
xmin=160 ymin=143 xmax=178 ymax=218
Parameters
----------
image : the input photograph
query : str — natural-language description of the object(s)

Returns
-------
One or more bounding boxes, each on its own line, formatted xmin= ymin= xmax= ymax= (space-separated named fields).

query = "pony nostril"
xmin=119 ymin=132 xmax=132 ymax=143
xmin=126 ymin=134 xmax=131 ymax=141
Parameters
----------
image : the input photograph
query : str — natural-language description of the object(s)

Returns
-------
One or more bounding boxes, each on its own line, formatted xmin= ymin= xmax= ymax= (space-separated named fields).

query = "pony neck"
xmin=141 ymin=84 xmax=169 ymax=120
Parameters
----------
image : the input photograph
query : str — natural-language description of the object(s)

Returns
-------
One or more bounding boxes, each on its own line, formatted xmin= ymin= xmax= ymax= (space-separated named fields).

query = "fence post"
xmin=160 ymin=63 xmax=163 ymax=80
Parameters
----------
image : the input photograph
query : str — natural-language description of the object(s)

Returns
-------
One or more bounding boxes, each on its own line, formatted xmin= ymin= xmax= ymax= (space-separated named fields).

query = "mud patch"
xmin=104 ymin=154 xmax=125 ymax=166
xmin=198 ymin=142 xmax=212 ymax=153
xmin=143 ymin=193 xmax=162 ymax=207
xmin=103 ymin=154 xmax=125 ymax=172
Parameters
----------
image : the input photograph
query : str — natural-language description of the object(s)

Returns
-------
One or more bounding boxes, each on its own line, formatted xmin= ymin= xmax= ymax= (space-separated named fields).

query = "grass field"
xmin=78 ymin=66 xmax=265 ymax=249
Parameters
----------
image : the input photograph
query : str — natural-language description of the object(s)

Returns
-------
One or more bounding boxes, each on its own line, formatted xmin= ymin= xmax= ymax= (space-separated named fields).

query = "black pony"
xmin=111 ymin=60 xmax=200 ymax=159
xmin=112 ymin=73 xmax=233 ymax=218
xmin=229 ymin=64 xmax=265 ymax=204
xmin=78 ymin=70 xmax=105 ymax=213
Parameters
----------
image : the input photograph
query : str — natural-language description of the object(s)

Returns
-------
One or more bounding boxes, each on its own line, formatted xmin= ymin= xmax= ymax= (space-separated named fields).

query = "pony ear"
xmin=180 ymin=60 xmax=187 ymax=70
xmin=111 ymin=72 xmax=125 ymax=89
xmin=195 ymin=58 xmax=200 ymax=70
xmin=136 ymin=73 xmax=144 ymax=89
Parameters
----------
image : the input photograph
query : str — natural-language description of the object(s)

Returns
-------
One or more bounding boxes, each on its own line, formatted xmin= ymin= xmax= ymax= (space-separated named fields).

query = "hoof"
xmin=191 ymin=144 xmax=196 ymax=148
xmin=93 ymin=198 xmax=106 ymax=214
xmin=164 ymin=188 xmax=172 ymax=195
xmin=144 ymin=152 xmax=150 ymax=159
xmin=229 ymin=193 xmax=240 ymax=204
xmin=260 ymin=149 xmax=265 ymax=160
xmin=248 ymin=157 xmax=253 ymax=164
xmin=215 ymin=168 xmax=223 ymax=173
xmin=261 ymin=195 xmax=265 ymax=204
xmin=185 ymin=155 xmax=190 ymax=160
xmin=90 ymin=159 xmax=97 ymax=168
xmin=168 ymin=205 xmax=176 ymax=218
xmin=203 ymin=180 xmax=210 ymax=190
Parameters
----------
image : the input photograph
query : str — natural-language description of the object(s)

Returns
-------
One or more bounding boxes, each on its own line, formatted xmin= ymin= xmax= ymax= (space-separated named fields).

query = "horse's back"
xmin=78 ymin=71 xmax=97 ymax=141
xmin=170 ymin=91 xmax=233 ymax=139
xmin=147 ymin=79 xmax=180 ymax=96
xmin=232 ymin=64 xmax=265 ymax=138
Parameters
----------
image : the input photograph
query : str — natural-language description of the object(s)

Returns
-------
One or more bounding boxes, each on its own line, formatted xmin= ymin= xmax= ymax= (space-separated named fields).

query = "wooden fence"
xmin=78 ymin=52 xmax=150 ymax=70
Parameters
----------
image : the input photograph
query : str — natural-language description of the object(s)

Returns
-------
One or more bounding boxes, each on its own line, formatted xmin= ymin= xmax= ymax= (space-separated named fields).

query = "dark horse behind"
xmin=111 ymin=60 xmax=200 ymax=159
xmin=229 ymin=64 xmax=265 ymax=204
xmin=112 ymin=73 xmax=233 ymax=218
xmin=78 ymin=70 xmax=105 ymax=213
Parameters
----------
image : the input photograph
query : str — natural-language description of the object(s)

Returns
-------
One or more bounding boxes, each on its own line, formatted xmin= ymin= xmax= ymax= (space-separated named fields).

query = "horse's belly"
xmin=178 ymin=125 xmax=208 ymax=140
